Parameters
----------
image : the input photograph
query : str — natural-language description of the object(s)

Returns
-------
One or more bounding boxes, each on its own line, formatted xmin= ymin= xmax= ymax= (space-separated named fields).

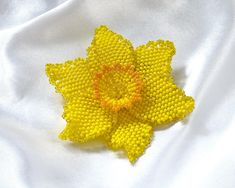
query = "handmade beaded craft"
xmin=46 ymin=25 xmax=194 ymax=163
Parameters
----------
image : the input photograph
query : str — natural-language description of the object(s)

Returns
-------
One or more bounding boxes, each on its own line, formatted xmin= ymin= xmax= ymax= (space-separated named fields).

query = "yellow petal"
xmin=106 ymin=111 xmax=153 ymax=163
xmin=87 ymin=25 xmax=135 ymax=72
xmin=130 ymin=76 xmax=194 ymax=126
xmin=45 ymin=58 xmax=92 ymax=100
xmin=135 ymin=40 xmax=175 ymax=79
xmin=60 ymin=96 xmax=117 ymax=143
xmin=130 ymin=41 xmax=194 ymax=126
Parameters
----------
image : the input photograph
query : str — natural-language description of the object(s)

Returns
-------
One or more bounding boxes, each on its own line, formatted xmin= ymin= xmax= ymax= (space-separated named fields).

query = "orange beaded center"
xmin=93 ymin=64 xmax=143 ymax=112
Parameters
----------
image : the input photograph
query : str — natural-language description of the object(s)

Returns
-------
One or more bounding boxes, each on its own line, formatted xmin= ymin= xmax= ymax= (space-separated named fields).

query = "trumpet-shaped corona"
xmin=93 ymin=64 xmax=143 ymax=112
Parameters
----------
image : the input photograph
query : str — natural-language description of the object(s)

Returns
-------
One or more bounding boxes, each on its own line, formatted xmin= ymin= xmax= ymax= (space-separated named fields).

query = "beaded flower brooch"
xmin=46 ymin=25 xmax=194 ymax=163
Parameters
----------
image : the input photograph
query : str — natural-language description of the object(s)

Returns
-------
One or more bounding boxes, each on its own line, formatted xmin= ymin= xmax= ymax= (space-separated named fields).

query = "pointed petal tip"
xmin=94 ymin=25 xmax=111 ymax=36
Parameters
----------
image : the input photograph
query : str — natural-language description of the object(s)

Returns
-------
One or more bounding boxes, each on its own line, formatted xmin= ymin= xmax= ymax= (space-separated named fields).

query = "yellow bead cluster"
xmin=93 ymin=64 xmax=143 ymax=112
xmin=87 ymin=25 xmax=136 ymax=73
xmin=59 ymin=97 xmax=115 ymax=143
xmin=129 ymin=40 xmax=195 ymax=127
xmin=46 ymin=58 xmax=92 ymax=100
xmin=45 ymin=25 xmax=195 ymax=163
xmin=105 ymin=111 xmax=153 ymax=163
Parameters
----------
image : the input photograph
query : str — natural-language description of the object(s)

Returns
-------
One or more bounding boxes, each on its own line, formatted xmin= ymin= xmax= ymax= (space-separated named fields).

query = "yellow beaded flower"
xmin=46 ymin=25 xmax=194 ymax=163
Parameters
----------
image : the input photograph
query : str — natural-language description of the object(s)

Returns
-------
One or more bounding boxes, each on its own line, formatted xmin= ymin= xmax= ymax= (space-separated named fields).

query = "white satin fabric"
xmin=0 ymin=0 xmax=235 ymax=187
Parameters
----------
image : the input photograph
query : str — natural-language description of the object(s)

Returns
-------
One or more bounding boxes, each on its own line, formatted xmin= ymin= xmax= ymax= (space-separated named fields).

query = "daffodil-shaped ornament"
xmin=46 ymin=26 xmax=194 ymax=163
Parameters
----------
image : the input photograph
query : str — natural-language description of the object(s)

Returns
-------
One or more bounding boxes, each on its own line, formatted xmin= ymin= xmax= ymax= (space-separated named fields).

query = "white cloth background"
xmin=0 ymin=0 xmax=235 ymax=187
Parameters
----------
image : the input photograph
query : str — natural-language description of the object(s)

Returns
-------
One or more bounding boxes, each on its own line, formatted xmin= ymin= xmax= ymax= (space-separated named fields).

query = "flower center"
xmin=93 ymin=64 xmax=143 ymax=112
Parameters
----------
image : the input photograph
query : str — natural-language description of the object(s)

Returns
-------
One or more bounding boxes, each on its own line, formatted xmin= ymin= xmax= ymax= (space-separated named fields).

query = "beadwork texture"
xmin=45 ymin=25 xmax=195 ymax=163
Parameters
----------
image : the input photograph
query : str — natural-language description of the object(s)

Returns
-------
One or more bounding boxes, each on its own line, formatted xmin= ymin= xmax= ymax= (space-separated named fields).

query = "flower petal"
xmin=106 ymin=111 xmax=153 ymax=163
xmin=60 ymin=96 xmax=117 ymax=143
xmin=135 ymin=40 xmax=175 ymax=79
xmin=130 ymin=74 xmax=194 ymax=127
xmin=87 ymin=25 xmax=135 ymax=71
xmin=45 ymin=58 xmax=92 ymax=100
xmin=130 ymin=40 xmax=194 ymax=126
